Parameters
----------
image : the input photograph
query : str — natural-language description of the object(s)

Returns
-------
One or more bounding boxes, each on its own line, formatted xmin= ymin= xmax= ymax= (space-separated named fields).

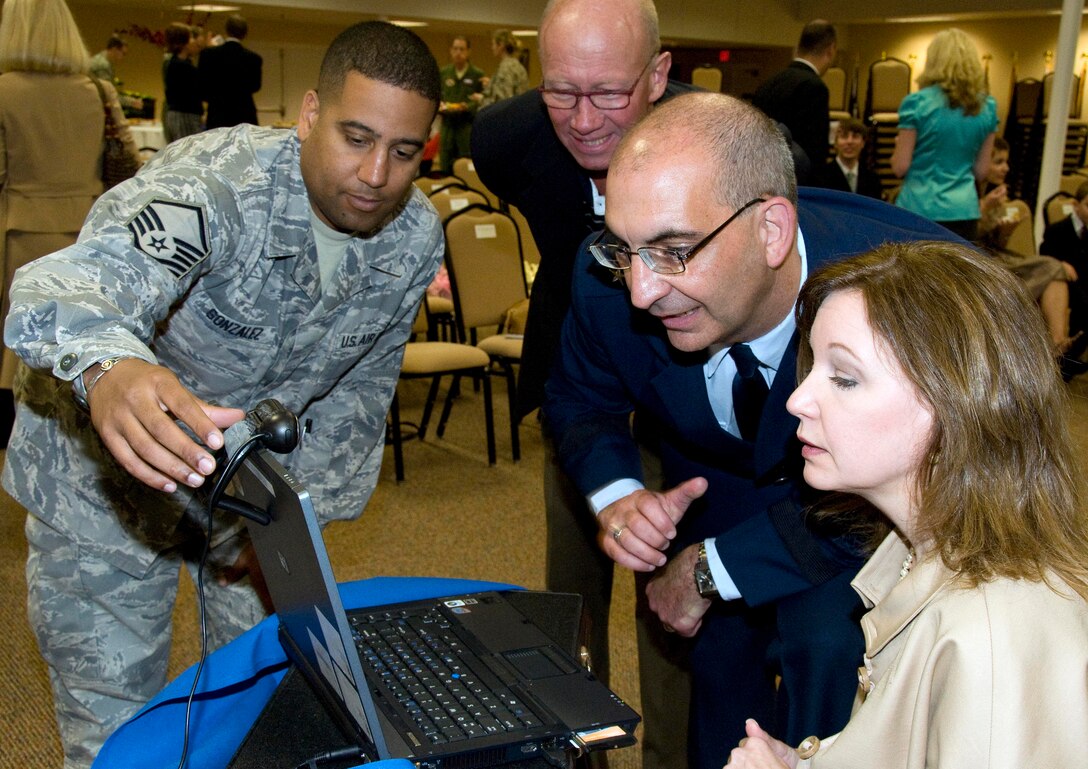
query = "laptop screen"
xmin=230 ymin=447 xmax=389 ymax=757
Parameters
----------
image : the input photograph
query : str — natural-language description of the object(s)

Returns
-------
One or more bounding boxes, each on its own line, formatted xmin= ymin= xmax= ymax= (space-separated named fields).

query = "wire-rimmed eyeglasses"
xmin=538 ymin=54 xmax=658 ymax=110
xmin=589 ymin=198 xmax=766 ymax=275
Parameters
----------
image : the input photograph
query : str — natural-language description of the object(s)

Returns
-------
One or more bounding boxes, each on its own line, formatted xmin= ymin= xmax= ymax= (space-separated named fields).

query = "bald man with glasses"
xmin=471 ymin=3 xmax=696 ymax=766
xmin=543 ymin=92 xmax=963 ymax=769
xmin=472 ymin=1 xmax=697 ymax=764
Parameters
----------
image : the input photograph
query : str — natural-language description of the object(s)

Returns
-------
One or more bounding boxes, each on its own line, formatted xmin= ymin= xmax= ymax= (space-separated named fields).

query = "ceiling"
xmin=68 ymin=0 xmax=1082 ymax=43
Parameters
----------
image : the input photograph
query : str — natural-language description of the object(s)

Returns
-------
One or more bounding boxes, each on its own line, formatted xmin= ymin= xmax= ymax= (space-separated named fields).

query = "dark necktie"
xmin=729 ymin=343 xmax=769 ymax=441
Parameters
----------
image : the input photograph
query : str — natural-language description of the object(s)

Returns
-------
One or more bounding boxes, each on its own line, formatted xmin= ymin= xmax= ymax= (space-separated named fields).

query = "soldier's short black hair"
xmin=318 ymin=21 xmax=440 ymax=106
xmin=106 ymin=34 xmax=126 ymax=50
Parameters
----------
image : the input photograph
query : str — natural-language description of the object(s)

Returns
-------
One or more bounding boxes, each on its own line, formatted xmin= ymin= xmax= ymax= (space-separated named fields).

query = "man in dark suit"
xmin=752 ymin=20 xmax=837 ymax=174
xmin=471 ymin=3 xmax=695 ymax=766
xmin=819 ymin=118 xmax=884 ymax=199
xmin=199 ymin=14 xmax=262 ymax=129
xmin=543 ymin=92 xmax=963 ymax=769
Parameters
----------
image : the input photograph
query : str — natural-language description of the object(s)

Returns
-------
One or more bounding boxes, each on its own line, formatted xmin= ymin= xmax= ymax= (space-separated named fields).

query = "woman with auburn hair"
xmin=0 ymin=0 xmax=138 ymax=445
xmin=891 ymin=29 xmax=997 ymax=240
xmin=729 ymin=241 xmax=1088 ymax=768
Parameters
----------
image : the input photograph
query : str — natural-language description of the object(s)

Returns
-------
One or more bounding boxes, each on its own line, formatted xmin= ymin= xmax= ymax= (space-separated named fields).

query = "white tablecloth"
xmin=128 ymin=123 xmax=165 ymax=151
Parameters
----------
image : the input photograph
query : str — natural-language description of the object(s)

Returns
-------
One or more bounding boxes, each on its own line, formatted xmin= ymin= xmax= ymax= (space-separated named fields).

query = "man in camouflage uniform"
xmin=2 ymin=22 xmax=442 ymax=769
xmin=436 ymin=35 xmax=484 ymax=174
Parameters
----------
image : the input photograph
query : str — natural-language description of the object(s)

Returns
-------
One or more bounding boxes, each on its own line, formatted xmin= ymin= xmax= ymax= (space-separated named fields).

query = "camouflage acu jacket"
xmin=2 ymin=125 xmax=443 ymax=577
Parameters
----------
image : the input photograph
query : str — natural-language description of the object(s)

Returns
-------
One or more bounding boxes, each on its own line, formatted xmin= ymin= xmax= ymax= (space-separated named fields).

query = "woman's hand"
xmin=726 ymin=720 xmax=800 ymax=768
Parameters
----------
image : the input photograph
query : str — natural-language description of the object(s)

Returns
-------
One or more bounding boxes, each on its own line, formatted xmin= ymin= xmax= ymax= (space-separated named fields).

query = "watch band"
xmin=694 ymin=541 xmax=718 ymax=598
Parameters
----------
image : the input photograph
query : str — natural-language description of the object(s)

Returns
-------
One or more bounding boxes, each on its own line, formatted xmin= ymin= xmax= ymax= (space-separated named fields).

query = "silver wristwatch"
xmin=694 ymin=541 xmax=718 ymax=598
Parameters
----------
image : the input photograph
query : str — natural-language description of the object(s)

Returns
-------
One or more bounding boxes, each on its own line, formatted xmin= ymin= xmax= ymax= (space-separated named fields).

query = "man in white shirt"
xmin=543 ymin=91 xmax=962 ymax=769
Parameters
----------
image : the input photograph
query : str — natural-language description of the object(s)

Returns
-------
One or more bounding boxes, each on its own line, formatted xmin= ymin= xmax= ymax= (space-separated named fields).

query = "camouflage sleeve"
xmin=288 ymin=215 xmax=444 ymax=526
xmin=3 ymin=160 xmax=249 ymax=382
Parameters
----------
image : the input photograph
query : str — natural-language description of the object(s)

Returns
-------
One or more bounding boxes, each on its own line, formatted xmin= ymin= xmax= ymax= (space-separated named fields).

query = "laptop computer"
xmin=229 ymin=445 xmax=640 ymax=768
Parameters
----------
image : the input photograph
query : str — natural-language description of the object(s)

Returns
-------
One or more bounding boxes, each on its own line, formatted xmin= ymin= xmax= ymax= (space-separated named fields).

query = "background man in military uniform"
xmin=436 ymin=35 xmax=484 ymax=173
xmin=2 ymin=21 xmax=443 ymax=769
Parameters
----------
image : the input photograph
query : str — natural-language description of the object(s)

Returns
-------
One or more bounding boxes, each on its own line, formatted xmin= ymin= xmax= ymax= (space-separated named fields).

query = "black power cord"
xmin=175 ymin=399 xmax=300 ymax=769
xmin=294 ymin=745 xmax=368 ymax=768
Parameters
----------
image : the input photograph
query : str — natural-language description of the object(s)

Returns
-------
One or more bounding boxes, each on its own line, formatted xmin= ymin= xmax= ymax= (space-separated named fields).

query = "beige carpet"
xmin=3 ymin=372 xmax=1087 ymax=769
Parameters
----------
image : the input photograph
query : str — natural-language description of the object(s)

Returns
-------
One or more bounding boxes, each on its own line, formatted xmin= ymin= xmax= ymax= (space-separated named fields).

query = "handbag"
xmin=89 ymin=77 xmax=139 ymax=190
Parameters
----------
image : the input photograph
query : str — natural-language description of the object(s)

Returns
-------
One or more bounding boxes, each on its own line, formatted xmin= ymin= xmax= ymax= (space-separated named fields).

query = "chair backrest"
xmin=452 ymin=157 xmax=501 ymax=208
xmin=414 ymin=175 xmax=464 ymax=196
xmin=429 ymin=184 xmax=489 ymax=222
xmin=823 ymin=66 xmax=847 ymax=112
xmin=1003 ymin=199 xmax=1036 ymax=256
xmin=691 ymin=65 xmax=722 ymax=93
xmin=507 ymin=204 xmax=541 ymax=266
xmin=1044 ymin=190 xmax=1078 ymax=227
xmin=1042 ymin=71 xmax=1081 ymax=119
xmin=443 ymin=205 xmax=527 ymax=338
xmin=866 ymin=56 xmax=911 ymax=116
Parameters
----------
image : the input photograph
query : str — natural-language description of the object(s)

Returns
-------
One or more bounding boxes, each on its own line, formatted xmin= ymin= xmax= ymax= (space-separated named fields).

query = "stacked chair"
xmin=863 ymin=55 xmax=912 ymax=200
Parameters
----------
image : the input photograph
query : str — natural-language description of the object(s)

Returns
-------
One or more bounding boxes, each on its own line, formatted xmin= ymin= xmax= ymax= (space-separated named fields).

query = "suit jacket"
xmin=543 ymin=187 xmax=964 ymax=604
xmin=199 ymin=40 xmax=262 ymax=129
xmin=818 ymin=159 xmax=884 ymax=200
xmin=1040 ymin=215 xmax=1088 ymax=280
xmin=801 ymin=533 xmax=1088 ymax=769
xmin=470 ymin=81 xmax=696 ymax=418
xmin=752 ymin=61 xmax=831 ymax=171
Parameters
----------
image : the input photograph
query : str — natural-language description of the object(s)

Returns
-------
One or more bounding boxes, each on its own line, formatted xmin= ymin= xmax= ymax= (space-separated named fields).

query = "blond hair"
xmin=797 ymin=241 xmax=1088 ymax=599
xmin=0 ymin=0 xmax=90 ymax=74
xmin=917 ymin=28 xmax=988 ymax=115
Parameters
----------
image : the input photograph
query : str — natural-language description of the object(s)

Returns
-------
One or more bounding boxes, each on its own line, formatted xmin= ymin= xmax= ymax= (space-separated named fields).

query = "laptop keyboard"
xmin=350 ymin=608 xmax=543 ymax=745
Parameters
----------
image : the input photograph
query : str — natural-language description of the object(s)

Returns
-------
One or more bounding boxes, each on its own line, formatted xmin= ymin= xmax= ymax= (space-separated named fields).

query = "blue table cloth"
xmin=93 ymin=576 xmax=518 ymax=769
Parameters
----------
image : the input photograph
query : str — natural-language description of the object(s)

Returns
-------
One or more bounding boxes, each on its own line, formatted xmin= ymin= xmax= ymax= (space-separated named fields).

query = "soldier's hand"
xmin=86 ymin=358 xmax=245 ymax=493
xmin=597 ymin=477 xmax=708 ymax=571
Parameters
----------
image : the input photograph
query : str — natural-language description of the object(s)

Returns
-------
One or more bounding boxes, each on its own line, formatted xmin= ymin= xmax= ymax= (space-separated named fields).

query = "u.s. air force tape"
xmin=127 ymin=199 xmax=211 ymax=279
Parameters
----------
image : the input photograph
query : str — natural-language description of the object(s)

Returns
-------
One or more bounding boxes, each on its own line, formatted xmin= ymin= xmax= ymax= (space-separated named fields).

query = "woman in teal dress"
xmin=891 ymin=29 xmax=997 ymax=241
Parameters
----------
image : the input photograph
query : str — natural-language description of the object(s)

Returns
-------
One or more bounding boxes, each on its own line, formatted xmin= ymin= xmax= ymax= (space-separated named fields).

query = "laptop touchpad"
xmin=503 ymin=646 xmax=578 ymax=679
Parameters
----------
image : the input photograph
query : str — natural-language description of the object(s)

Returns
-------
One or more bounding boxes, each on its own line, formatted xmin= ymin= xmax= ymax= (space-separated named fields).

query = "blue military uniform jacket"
xmin=543 ymin=187 xmax=964 ymax=605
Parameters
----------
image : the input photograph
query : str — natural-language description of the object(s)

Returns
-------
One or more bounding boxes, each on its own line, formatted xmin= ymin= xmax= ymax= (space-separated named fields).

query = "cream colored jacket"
xmin=801 ymin=532 xmax=1088 ymax=768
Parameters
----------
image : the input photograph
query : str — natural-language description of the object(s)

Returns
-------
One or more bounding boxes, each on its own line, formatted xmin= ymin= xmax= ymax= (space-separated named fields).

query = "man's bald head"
xmin=612 ymin=91 xmax=798 ymax=209
xmin=540 ymin=0 xmax=660 ymax=64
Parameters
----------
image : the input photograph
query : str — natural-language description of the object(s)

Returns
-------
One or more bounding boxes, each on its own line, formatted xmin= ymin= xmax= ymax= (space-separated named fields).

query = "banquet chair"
xmin=1043 ymin=190 xmax=1077 ymax=228
xmin=691 ymin=65 xmax=722 ymax=93
xmin=388 ymin=306 xmax=495 ymax=481
xmin=452 ymin=157 xmax=501 ymax=208
xmin=429 ymin=183 xmax=490 ymax=223
xmin=864 ymin=55 xmax=911 ymax=200
xmin=443 ymin=204 xmax=528 ymax=461
xmin=823 ymin=65 xmax=850 ymax=123
xmin=425 ymin=185 xmax=492 ymax=342
xmin=864 ymin=55 xmax=911 ymax=120
xmin=1002 ymin=199 xmax=1036 ymax=257
xmin=414 ymin=174 xmax=464 ymax=196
